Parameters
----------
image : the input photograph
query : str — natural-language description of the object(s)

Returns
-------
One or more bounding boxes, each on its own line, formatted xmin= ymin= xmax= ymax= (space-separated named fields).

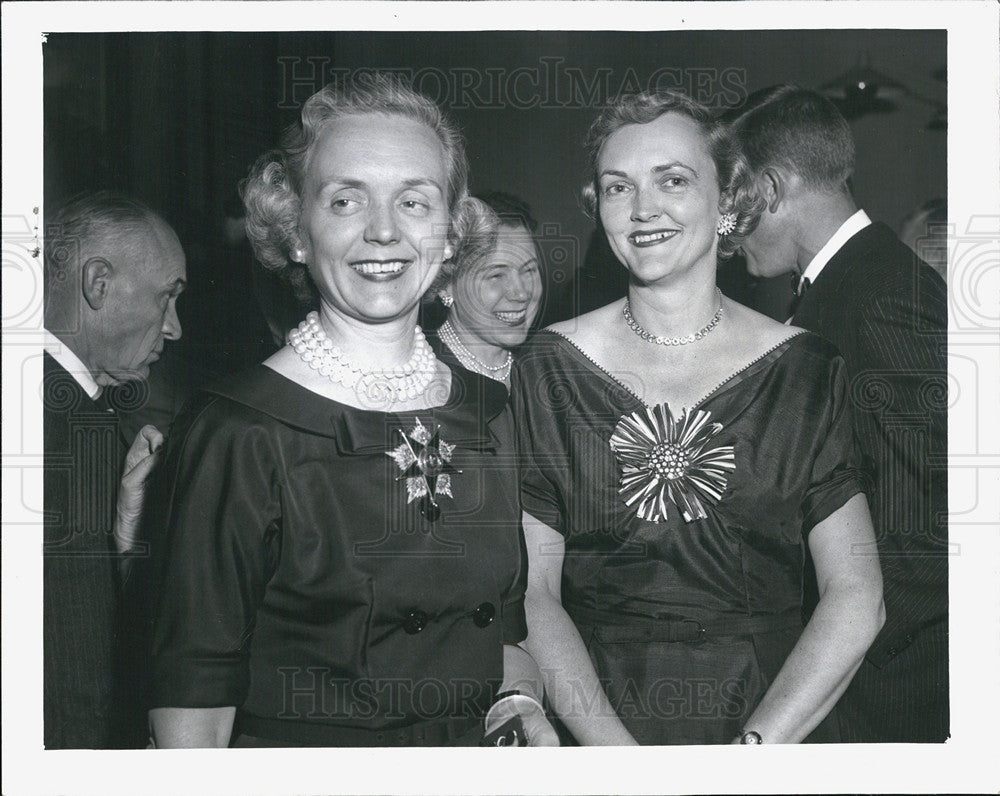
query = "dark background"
xmin=44 ymin=30 xmax=946 ymax=377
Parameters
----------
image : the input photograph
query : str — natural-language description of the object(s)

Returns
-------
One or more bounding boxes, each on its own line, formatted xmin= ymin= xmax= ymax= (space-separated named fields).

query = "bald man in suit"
xmin=43 ymin=191 xmax=186 ymax=747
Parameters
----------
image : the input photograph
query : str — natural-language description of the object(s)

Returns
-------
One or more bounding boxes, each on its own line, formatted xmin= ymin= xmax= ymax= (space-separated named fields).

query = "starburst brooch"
xmin=609 ymin=403 xmax=735 ymax=523
xmin=386 ymin=419 xmax=461 ymax=521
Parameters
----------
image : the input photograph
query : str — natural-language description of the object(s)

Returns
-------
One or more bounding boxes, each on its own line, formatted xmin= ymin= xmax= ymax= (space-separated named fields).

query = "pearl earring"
xmin=444 ymin=244 xmax=455 ymax=260
xmin=439 ymin=293 xmax=454 ymax=308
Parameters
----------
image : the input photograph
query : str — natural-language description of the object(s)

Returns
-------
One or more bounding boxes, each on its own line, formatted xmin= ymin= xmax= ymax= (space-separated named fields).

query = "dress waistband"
xmin=569 ymin=605 xmax=802 ymax=644
xmin=234 ymin=710 xmax=482 ymax=747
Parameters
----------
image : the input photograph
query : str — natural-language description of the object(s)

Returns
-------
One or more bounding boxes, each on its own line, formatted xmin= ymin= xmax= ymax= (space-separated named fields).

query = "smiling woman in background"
xmin=144 ymin=75 xmax=556 ymax=748
xmin=429 ymin=191 xmax=543 ymax=389
xmin=513 ymin=89 xmax=884 ymax=745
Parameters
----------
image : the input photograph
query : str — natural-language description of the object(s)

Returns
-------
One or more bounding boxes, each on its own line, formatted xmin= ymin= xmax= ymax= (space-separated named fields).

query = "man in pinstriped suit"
xmin=43 ymin=191 xmax=186 ymax=747
xmin=728 ymin=86 xmax=948 ymax=742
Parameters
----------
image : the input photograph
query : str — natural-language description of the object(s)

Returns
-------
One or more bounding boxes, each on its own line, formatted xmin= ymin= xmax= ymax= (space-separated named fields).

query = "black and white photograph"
xmin=2 ymin=2 xmax=998 ymax=794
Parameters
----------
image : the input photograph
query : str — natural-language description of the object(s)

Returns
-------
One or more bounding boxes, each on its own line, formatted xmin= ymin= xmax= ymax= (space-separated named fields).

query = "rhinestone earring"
xmin=439 ymin=292 xmax=454 ymax=308
xmin=716 ymin=213 xmax=737 ymax=236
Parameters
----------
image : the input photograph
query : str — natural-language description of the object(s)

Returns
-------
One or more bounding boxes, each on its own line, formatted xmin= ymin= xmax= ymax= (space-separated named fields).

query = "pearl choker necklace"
xmin=438 ymin=320 xmax=513 ymax=382
xmin=622 ymin=289 xmax=724 ymax=346
xmin=288 ymin=312 xmax=437 ymax=401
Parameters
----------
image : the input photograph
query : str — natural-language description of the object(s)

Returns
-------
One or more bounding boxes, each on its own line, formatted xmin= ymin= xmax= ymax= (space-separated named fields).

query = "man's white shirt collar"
xmin=799 ymin=209 xmax=872 ymax=291
xmin=43 ymin=329 xmax=102 ymax=401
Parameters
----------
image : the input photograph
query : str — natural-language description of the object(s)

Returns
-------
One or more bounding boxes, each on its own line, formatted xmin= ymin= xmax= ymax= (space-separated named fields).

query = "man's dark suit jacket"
xmin=43 ymin=352 xmax=144 ymax=748
xmin=792 ymin=221 xmax=948 ymax=742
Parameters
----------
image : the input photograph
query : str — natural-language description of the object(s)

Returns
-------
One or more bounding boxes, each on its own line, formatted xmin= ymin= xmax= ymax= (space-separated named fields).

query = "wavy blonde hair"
xmin=241 ymin=72 xmax=487 ymax=305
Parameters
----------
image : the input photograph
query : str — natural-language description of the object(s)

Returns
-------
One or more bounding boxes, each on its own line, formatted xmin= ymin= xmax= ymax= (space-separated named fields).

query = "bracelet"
xmin=493 ymin=689 xmax=540 ymax=705
xmin=484 ymin=690 xmax=545 ymax=730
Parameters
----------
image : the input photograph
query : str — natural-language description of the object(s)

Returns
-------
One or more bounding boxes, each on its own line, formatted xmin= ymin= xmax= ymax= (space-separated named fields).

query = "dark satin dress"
xmin=147 ymin=364 xmax=526 ymax=746
xmin=512 ymin=330 xmax=868 ymax=745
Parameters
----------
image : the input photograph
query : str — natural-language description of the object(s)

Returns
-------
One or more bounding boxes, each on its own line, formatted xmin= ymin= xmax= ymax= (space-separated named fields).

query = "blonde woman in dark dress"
xmin=513 ymin=89 xmax=884 ymax=745
xmin=146 ymin=75 xmax=557 ymax=748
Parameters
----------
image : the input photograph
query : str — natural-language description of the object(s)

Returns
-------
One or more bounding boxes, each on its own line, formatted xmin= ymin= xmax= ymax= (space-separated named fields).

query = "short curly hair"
xmin=580 ymin=89 xmax=763 ymax=258
xmin=475 ymin=190 xmax=538 ymax=234
xmin=432 ymin=190 xmax=541 ymax=294
xmin=241 ymin=72 xmax=479 ymax=305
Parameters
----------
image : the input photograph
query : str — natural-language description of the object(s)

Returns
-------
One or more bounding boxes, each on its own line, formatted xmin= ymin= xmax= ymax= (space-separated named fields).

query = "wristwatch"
xmin=739 ymin=729 xmax=763 ymax=744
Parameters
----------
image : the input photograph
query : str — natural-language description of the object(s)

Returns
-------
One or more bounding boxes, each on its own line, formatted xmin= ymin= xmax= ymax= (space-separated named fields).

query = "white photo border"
xmin=3 ymin=2 xmax=998 ymax=794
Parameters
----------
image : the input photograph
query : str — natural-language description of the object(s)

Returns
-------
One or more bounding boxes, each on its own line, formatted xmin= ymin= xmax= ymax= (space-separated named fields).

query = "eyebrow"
xmin=316 ymin=177 xmax=445 ymax=193
xmin=653 ymin=162 xmax=699 ymax=178
xmin=401 ymin=178 xmax=445 ymax=193
xmin=485 ymin=257 xmax=539 ymax=269
xmin=598 ymin=162 xmax=699 ymax=180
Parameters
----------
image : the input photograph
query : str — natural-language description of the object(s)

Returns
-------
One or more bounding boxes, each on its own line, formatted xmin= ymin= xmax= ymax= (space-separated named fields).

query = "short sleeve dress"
xmin=511 ymin=330 xmax=868 ymax=745
xmin=146 ymin=364 xmax=526 ymax=746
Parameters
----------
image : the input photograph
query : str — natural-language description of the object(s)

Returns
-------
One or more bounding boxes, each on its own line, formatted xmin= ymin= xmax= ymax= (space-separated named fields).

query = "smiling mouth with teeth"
xmin=629 ymin=230 xmax=678 ymax=247
xmin=350 ymin=260 xmax=411 ymax=275
xmin=494 ymin=309 xmax=528 ymax=325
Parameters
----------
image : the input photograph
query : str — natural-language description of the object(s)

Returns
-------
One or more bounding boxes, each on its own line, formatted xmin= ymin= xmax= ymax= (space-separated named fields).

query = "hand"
xmin=114 ymin=424 xmax=164 ymax=554
xmin=485 ymin=694 xmax=560 ymax=747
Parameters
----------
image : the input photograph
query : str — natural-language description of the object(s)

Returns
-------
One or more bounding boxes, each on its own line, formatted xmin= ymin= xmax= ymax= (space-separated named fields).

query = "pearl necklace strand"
xmin=623 ymin=288 xmax=724 ymax=346
xmin=289 ymin=312 xmax=437 ymax=401
xmin=438 ymin=320 xmax=513 ymax=382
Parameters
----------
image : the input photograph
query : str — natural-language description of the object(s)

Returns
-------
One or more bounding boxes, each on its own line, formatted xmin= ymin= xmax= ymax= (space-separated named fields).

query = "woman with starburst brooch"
xmin=513 ymin=89 xmax=885 ymax=745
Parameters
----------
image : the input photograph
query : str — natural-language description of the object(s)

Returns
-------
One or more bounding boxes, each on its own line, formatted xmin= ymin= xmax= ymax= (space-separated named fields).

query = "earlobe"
xmin=81 ymin=257 xmax=111 ymax=310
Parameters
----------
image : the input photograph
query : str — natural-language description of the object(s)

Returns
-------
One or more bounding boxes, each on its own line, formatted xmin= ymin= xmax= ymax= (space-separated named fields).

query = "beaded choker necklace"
xmin=438 ymin=320 xmax=513 ymax=382
xmin=288 ymin=311 xmax=438 ymax=402
xmin=622 ymin=288 xmax=724 ymax=346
